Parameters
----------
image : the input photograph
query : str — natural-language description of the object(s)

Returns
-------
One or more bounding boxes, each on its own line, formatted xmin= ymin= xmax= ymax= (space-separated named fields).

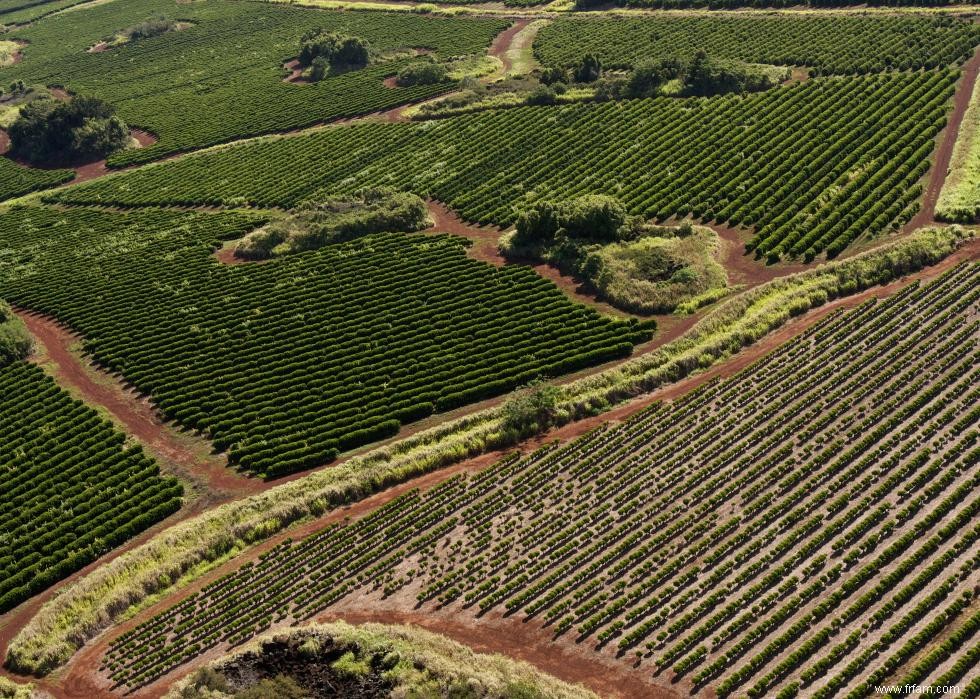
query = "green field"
xmin=54 ymin=71 xmax=955 ymax=259
xmin=0 ymin=206 xmax=648 ymax=477
xmin=0 ymin=0 xmax=507 ymax=164
xmin=0 ymin=360 xmax=182 ymax=614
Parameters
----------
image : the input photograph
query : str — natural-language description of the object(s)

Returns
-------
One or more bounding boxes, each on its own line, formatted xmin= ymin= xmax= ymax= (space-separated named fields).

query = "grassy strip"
xmin=4 ymin=225 xmax=971 ymax=677
xmin=937 ymin=66 xmax=980 ymax=223
xmin=165 ymin=621 xmax=598 ymax=699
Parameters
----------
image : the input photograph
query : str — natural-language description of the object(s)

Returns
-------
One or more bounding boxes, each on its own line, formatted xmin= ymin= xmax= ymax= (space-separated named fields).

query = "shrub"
xmin=122 ymin=16 xmax=178 ymax=41
xmin=526 ymin=85 xmax=557 ymax=106
xmin=573 ymin=53 xmax=602 ymax=83
xmin=395 ymin=61 xmax=448 ymax=87
xmin=0 ymin=300 xmax=32 ymax=365
xmin=625 ymin=57 xmax=684 ymax=98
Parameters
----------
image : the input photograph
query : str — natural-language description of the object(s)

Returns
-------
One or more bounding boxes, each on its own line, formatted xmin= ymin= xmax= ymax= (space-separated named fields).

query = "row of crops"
xmin=56 ymin=71 xmax=957 ymax=260
xmin=102 ymin=262 xmax=980 ymax=695
xmin=608 ymin=0 xmax=974 ymax=8
xmin=0 ymin=0 xmax=506 ymax=164
xmin=534 ymin=15 xmax=980 ymax=76
xmin=0 ymin=206 xmax=648 ymax=477
xmin=0 ymin=158 xmax=72 ymax=204
xmin=0 ymin=360 xmax=182 ymax=614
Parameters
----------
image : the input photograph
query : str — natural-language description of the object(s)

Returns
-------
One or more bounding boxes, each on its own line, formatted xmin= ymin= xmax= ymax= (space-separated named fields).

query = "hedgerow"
xmin=52 ymin=72 xmax=956 ymax=259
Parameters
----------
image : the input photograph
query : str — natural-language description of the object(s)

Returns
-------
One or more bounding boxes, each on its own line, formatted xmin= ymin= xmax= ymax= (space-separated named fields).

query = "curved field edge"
xmin=163 ymin=620 xmax=598 ymax=699
xmin=4 ymin=224 xmax=972 ymax=677
xmin=937 ymin=68 xmax=980 ymax=223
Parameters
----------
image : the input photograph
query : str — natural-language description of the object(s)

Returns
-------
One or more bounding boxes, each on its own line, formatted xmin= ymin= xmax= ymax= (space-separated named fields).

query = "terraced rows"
xmin=103 ymin=263 xmax=980 ymax=696
xmin=0 ymin=206 xmax=647 ymax=477
xmin=54 ymin=71 xmax=957 ymax=259
xmin=0 ymin=361 xmax=182 ymax=614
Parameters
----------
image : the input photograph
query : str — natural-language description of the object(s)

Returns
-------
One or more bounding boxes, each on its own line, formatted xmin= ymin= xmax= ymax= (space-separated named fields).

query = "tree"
xmin=395 ymin=61 xmax=448 ymax=87
xmin=298 ymin=30 xmax=370 ymax=76
xmin=573 ymin=53 xmax=602 ymax=83
xmin=8 ymin=96 xmax=129 ymax=164
xmin=625 ymin=57 xmax=684 ymax=98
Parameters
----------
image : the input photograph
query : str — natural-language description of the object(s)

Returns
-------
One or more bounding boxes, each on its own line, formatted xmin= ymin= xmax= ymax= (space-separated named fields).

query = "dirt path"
xmin=904 ymin=46 xmax=980 ymax=233
xmin=488 ymin=17 xmax=531 ymax=75
xmin=21 ymin=236 xmax=976 ymax=699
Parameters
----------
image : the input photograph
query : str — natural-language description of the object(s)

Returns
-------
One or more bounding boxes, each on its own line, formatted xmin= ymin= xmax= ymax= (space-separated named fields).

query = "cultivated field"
xmin=0 ymin=1 xmax=977 ymax=697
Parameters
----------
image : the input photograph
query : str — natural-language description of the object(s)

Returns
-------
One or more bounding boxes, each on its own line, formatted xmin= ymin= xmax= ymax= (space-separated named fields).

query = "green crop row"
xmin=0 ymin=360 xmax=183 ymax=614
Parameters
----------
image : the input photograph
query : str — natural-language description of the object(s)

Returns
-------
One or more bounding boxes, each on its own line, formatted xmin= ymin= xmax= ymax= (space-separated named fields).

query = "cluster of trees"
xmin=120 ymin=16 xmax=178 ymax=42
xmin=8 ymin=95 xmax=129 ymax=164
xmin=298 ymin=29 xmax=371 ymax=80
xmin=235 ymin=187 xmax=430 ymax=259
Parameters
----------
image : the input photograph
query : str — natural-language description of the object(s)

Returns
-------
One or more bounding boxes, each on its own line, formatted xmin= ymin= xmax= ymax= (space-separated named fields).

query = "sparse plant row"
xmin=99 ymin=262 xmax=980 ymax=693
xmin=6 ymin=225 xmax=969 ymax=679
xmin=0 ymin=360 xmax=183 ymax=615
xmin=0 ymin=0 xmax=507 ymax=166
xmin=0 ymin=206 xmax=647 ymax=477
xmin=533 ymin=15 xmax=980 ymax=75
xmin=54 ymin=72 xmax=956 ymax=260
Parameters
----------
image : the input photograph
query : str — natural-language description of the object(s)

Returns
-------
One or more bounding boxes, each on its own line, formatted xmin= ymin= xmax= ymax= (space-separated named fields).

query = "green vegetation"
xmin=937 ymin=73 xmax=980 ymax=223
xmin=0 ymin=299 xmax=32 ymax=364
xmin=0 ymin=0 xmax=507 ymax=165
xmin=234 ymin=188 xmax=430 ymax=259
xmin=0 ymin=677 xmax=34 ymax=699
xmin=55 ymin=72 xmax=955 ymax=259
xmin=298 ymin=29 xmax=371 ymax=81
xmin=0 ymin=359 xmax=183 ymax=614
xmin=8 ymin=95 xmax=128 ymax=164
xmin=102 ymin=260 xmax=980 ymax=694
xmin=586 ymin=226 xmax=729 ymax=315
xmin=0 ymin=206 xmax=646 ymax=477
xmin=0 ymin=0 xmax=91 ymax=25
xmin=395 ymin=60 xmax=449 ymax=87
xmin=7 ymin=226 xmax=968 ymax=679
xmin=167 ymin=622 xmax=597 ymax=699
xmin=534 ymin=15 xmax=980 ymax=76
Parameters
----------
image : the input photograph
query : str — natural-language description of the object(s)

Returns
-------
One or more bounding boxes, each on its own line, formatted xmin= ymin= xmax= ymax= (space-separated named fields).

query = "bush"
xmin=573 ymin=53 xmax=602 ymax=83
xmin=501 ymin=382 xmax=563 ymax=435
xmin=122 ymin=16 xmax=178 ymax=41
xmin=625 ymin=57 xmax=684 ymax=98
xmin=683 ymin=51 xmax=776 ymax=96
xmin=395 ymin=61 xmax=448 ymax=87
xmin=513 ymin=195 xmax=629 ymax=248
xmin=8 ymin=96 xmax=128 ymax=164
xmin=526 ymin=85 xmax=557 ymax=106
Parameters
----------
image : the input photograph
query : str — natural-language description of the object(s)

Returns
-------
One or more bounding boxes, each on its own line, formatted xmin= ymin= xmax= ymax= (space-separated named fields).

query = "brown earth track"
xmin=905 ymin=46 xmax=980 ymax=233
xmin=488 ymin=17 xmax=531 ymax=74
xmin=19 ymin=235 xmax=976 ymax=699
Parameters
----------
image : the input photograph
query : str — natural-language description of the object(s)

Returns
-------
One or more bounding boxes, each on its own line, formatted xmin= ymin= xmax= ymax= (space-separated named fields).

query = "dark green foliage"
xmin=0 ymin=206 xmax=644 ymax=477
xmin=0 ymin=300 xmax=32 ymax=365
xmin=573 ymin=53 xmax=602 ymax=83
xmin=682 ymin=51 xmax=776 ymax=96
xmin=53 ymin=72 xmax=954 ymax=259
xmin=624 ymin=57 xmax=684 ymax=98
xmin=514 ymin=196 xmax=629 ymax=247
xmin=120 ymin=16 xmax=178 ymax=41
xmin=299 ymin=29 xmax=370 ymax=73
xmin=0 ymin=360 xmax=182 ymax=613
xmin=395 ymin=60 xmax=448 ymax=87
xmin=535 ymin=15 xmax=980 ymax=76
xmin=8 ymin=96 xmax=129 ymax=164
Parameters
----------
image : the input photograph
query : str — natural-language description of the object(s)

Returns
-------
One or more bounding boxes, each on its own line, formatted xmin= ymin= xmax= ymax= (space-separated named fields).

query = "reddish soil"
xmin=383 ymin=75 xmax=399 ymax=88
xmin=14 ymin=309 xmax=265 ymax=497
xmin=15 ymin=236 xmax=976 ymax=699
xmin=87 ymin=41 xmax=108 ymax=53
xmin=487 ymin=18 xmax=531 ymax=75
xmin=48 ymin=87 xmax=70 ymax=101
xmin=904 ymin=46 xmax=980 ymax=233
xmin=281 ymin=58 xmax=309 ymax=84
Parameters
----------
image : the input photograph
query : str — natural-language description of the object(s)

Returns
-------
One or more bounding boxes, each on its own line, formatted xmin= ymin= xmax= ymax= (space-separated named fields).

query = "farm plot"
xmin=57 ymin=71 xmax=957 ymax=259
xmin=0 ymin=360 xmax=183 ymax=614
xmin=0 ymin=157 xmax=72 ymax=202
xmin=0 ymin=206 xmax=647 ymax=478
xmin=0 ymin=0 xmax=507 ymax=165
xmin=102 ymin=262 xmax=980 ymax=696
xmin=533 ymin=15 xmax=980 ymax=76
